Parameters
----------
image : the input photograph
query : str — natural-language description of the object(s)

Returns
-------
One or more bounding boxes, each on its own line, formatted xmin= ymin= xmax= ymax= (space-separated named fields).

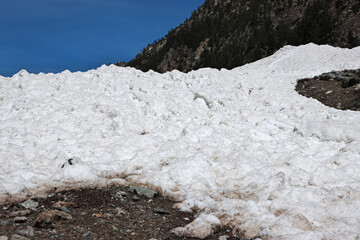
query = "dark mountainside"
xmin=116 ymin=0 xmax=360 ymax=73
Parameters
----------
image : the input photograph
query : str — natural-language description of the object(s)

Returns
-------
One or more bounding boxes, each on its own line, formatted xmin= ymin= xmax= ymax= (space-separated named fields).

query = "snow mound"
xmin=1 ymin=44 xmax=360 ymax=239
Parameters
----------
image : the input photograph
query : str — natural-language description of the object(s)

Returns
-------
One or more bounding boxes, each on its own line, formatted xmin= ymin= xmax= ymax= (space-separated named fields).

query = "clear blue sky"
xmin=0 ymin=0 xmax=204 ymax=77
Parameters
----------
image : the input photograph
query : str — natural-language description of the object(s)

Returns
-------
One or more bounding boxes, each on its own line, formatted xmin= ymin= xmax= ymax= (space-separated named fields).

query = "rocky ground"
xmin=0 ymin=185 xmax=249 ymax=240
xmin=296 ymin=69 xmax=360 ymax=111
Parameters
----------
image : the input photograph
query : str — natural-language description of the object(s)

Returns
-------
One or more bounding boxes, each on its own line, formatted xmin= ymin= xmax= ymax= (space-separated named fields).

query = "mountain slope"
xmin=118 ymin=0 xmax=360 ymax=72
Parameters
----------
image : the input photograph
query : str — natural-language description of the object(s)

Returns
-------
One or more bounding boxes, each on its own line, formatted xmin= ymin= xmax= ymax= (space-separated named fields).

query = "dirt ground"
xmin=296 ymin=69 xmax=360 ymax=111
xmin=0 ymin=185 xmax=249 ymax=240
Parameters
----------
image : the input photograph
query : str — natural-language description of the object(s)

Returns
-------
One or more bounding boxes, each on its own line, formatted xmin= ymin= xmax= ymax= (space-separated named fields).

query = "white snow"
xmin=1 ymin=44 xmax=360 ymax=239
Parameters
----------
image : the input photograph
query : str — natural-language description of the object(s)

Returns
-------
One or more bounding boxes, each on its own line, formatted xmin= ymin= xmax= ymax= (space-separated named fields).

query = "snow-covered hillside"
xmin=1 ymin=44 xmax=360 ymax=239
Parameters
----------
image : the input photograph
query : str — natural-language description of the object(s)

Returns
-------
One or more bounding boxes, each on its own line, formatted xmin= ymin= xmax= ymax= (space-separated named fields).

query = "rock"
xmin=82 ymin=231 xmax=94 ymax=240
xmin=47 ymin=193 xmax=55 ymax=198
xmin=111 ymin=225 xmax=119 ymax=231
xmin=97 ymin=218 xmax=108 ymax=225
xmin=349 ymin=77 xmax=360 ymax=87
xmin=327 ymin=73 xmax=337 ymax=79
xmin=0 ymin=219 xmax=13 ymax=226
xmin=120 ymin=191 xmax=128 ymax=197
xmin=16 ymin=227 xmax=35 ymax=237
xmin=73 ymin=226 xmax=85 ymax=233
xmin=319 ymin=74 xmax=331 ymax=80
xmin=154 ymin=208 xmax=170 ymax=215
xmin=341 ymin=77 xmax=350 ymax=88
xmin=115 ymin=207 xmax=126 ymax=216
xmin=10 ymin=210 xmax=32 ymax=217
xmin=115 ymin=191 xmax=128 ymax=198
xmin=14 ymin=217 xmax=27 ymax=223
xmin=334 ymin=75 xmax=343 ymax=81
xmin=341 ymin=77 xmax=360 ymax=88
xmin=10 ymin=235 xmax=28 ymax=240
xmin=20 ymin=200 xmax=38 ymax=209
xmin=80 ymin=212 xmax=86 ymax=216
xmin=130 ymin=186 xmax=158 ymax=198
xmin=115 ymin=192 xmax=124 ymax=200
xmin=105 ymin=213 xmax=114 ymax=218
xmin=132 ymin=196 xmax=140 ymax=202
xmin=218 ymin=235 xmax=230 ymax=240
xmin=34 ymin=210 xmax=72 ymax=228
xmin=59 ymin=207 xmax=71 ymax=213
xmin=0 ymin=236 xmax=8 ymax=240
xmin=355 ymin=84 xmax=360 ymax=92
xmin=53 ymin=201 xmax=73 ymax=208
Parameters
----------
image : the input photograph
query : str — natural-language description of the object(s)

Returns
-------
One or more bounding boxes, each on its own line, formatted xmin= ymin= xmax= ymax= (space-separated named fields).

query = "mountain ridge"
xmin=116 ymin=0 xmax=360 ymax=73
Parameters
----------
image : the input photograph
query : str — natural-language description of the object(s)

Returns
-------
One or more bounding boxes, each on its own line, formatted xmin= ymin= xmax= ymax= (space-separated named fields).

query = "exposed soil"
xmin=0 ymin=185 xmax=249 ymax=240
xmin=296 ymin=69 xmax=360 ymax=111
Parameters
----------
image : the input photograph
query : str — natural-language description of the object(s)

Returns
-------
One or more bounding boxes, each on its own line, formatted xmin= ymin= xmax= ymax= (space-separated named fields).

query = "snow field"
xmin=1 ymin=44 xmax=360 ymax=239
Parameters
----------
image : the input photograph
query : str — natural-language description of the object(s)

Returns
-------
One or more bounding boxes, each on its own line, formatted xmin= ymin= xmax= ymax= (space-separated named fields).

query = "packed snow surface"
xmin=1 ymin=44 xmax=360 ymax=239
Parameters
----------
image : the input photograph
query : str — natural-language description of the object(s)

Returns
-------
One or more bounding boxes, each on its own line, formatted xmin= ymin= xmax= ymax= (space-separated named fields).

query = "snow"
xmin=1 ymin=44 xmax=360 ymax=239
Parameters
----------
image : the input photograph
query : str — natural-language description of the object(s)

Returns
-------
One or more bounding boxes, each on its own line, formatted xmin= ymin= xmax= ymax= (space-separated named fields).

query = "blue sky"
xmin=0 ymin=0 xmax=204 ymax=77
